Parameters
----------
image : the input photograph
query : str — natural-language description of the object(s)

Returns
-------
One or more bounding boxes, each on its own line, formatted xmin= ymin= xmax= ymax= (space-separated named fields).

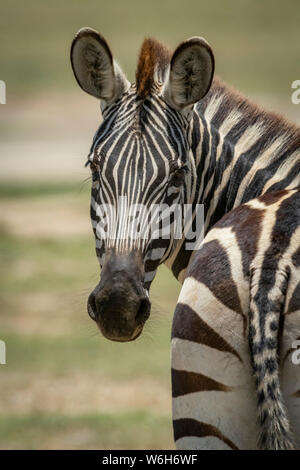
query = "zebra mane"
xmin=136 ymin=38 xmax=171 ymax=98
xmin=200 ymin=76 xmax=300 ymax=155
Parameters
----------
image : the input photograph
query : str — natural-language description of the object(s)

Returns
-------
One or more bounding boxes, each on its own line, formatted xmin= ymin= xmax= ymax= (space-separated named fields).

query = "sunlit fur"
xmin=173 ymin=190 xmax=300 ymax=449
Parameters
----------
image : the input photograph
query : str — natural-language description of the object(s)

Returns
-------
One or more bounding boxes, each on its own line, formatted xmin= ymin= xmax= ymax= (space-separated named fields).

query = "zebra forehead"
xmin=136 ymin=38 xmax=171 ymax=98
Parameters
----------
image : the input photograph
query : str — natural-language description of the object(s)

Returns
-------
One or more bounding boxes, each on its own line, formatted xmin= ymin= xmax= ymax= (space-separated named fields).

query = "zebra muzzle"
xmin=87 ymin=250 xmax=151 ymax=341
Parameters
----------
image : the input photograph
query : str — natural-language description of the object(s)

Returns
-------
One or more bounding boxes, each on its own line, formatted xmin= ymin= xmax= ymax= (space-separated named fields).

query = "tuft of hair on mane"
xmin=136 ymin=37 xmax=171 ymax=98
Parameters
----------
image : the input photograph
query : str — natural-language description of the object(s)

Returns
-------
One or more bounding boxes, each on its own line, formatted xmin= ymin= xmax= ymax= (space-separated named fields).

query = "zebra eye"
xmin=169 ymin=167 xmax=186 ymax=187
xmin=85 ymin=160 xmax=98 ymax=173
xmin=90 ymin=161 xmax=98 ymax=172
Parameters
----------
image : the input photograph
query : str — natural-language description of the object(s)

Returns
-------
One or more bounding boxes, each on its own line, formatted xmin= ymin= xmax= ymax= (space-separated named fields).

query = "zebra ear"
xmin=162 ymin=37 xmax=214 ymax=112
xmin=71 ymin=28 xmax=130 ymax=104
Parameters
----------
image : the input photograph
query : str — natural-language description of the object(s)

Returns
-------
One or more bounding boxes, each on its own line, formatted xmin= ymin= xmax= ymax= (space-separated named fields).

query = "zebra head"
xmin=71 ymin=28 xmax=214 ymax=341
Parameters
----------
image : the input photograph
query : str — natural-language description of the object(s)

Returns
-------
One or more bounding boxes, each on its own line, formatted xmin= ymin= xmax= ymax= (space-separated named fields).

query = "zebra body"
xmin=70 ymin=29 xmax=300 ymax=449
xmin=172 ymin=189 xmax=300 ymax=449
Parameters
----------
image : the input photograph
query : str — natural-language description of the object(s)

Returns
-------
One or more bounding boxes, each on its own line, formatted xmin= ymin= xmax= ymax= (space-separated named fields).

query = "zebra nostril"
xmin=135 ymin=297 xmax=151 ymax=324
xmin=87 ymin=293 xmax=97 ymax=320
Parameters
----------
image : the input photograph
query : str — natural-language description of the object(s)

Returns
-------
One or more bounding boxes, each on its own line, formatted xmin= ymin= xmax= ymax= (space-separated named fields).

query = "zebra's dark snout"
xmin=87 ymin=251 xmax=151 ymax=342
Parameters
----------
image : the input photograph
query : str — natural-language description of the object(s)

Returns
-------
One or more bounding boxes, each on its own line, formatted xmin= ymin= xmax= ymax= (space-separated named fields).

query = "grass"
xmin=0 ymin=412 xmax=174 ymax=450
xmin=0 ymin=233 xmax=95 ymax=293
xmin=0 ymin=324 xmax=172 ymax=379
xmin=0 ymin=181 xmax=88 ymax=199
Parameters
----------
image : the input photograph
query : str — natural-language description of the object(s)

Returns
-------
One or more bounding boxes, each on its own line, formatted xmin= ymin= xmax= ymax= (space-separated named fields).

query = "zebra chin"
xmin=87 ymin=250 xmax=151 ymax=342
xmin=96 ymin=322 xmax=144 ymax=343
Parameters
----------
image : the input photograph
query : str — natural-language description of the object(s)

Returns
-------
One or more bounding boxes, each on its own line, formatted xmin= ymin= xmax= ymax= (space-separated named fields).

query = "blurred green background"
xmin=0 ymin=0 xmax=299 ymax=449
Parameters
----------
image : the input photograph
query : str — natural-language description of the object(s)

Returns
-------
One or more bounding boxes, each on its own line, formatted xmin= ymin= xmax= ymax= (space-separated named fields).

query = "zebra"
xmin=172 ymin=189 xmax=300 ymax=450
xmin=70 ymin=28 xmax=300 ymax=447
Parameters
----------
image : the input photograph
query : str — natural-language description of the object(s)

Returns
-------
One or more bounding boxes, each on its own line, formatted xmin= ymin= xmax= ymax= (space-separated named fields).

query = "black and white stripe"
xmin=172 ymin=190 xmax=300 ymax=450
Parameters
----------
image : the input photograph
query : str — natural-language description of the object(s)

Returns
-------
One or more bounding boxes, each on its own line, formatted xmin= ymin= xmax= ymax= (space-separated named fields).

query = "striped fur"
xmin=88 ymin=77 xmax=300 ymax=287
xmin=88 ymin=88 xmax=190 ymax=287
xmin=166 ymin=77 xmax=300 ymax=282
xmin=172 ymin=190 xmax=300 ymax=449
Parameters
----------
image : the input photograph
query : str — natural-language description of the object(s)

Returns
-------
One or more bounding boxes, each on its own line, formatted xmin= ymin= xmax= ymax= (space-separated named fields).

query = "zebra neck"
xmin=165 ymin=78 xmax=300 ymax=283
xmin=192 ymin=79 xmax=300 ymax=232
xmin=191 ymin=118 xmax=237 ymax=233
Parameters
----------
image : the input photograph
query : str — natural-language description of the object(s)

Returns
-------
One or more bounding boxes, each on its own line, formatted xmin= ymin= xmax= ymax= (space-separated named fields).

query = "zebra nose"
xmin=87 ymin=281 xmax=151 ymax=341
